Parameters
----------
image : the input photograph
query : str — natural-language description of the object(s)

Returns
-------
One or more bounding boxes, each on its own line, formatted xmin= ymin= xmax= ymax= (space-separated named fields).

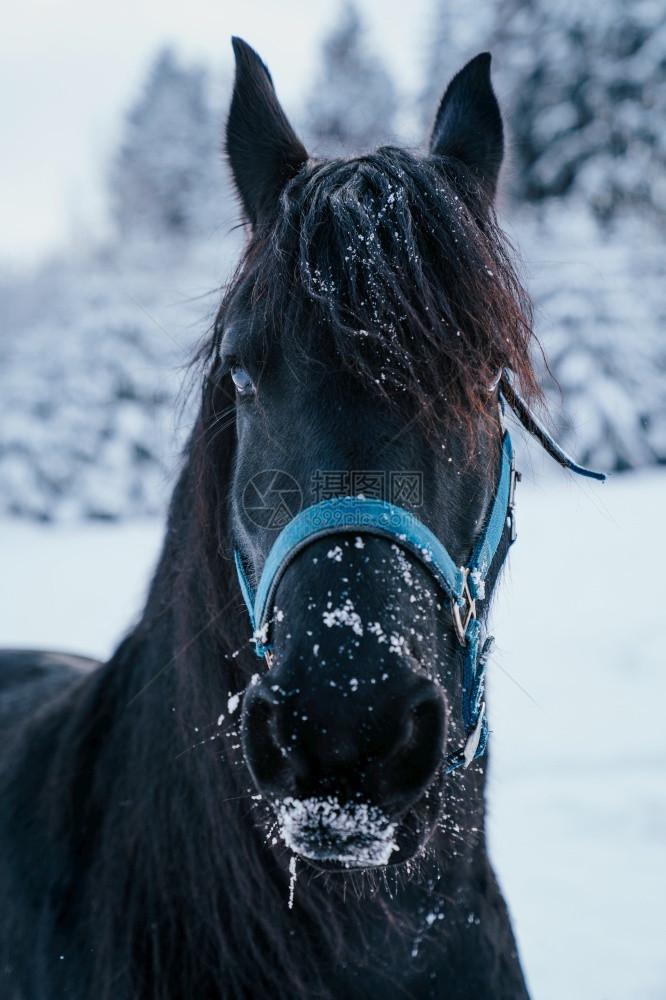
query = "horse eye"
xmin=231 ymin=366 xmax=254 ymax=396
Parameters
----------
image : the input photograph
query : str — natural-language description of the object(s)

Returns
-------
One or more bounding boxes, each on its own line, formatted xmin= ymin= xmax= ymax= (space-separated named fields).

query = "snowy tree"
xmin=491 ymin=0 xmax=666 ymax=224
xmin=0 ymin=253 xmax=192 ymax=520
xmin=0 ymin=224 xmax=244 ymax=520
xmin=516 ymin=207 xmax=666 ymax=472
xmin=0 ymin=44 xmax=243 ymax=522
xmin=304 ymin=3 xmax=398 ymax=154
xmin=439 ymin=0 xmax=666 ymax=474
xmin=109 ymin=48 xmax=227 ymax=242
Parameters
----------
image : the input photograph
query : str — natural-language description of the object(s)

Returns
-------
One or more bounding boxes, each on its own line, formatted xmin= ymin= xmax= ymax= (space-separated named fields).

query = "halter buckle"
xmin=508 ymin=462 xmax=521 ymax=543
xmin=452 ymin=567 xmax=476 ymax=645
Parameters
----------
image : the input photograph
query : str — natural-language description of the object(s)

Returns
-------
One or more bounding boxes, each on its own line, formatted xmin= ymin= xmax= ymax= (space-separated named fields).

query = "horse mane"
xmin=39 ymin=415 xmax=421 ymax=1000
xmin=34 ymin=146 xmax=534 ymax=1000
xmin=210 ymin=146 xmax=541 ymax=440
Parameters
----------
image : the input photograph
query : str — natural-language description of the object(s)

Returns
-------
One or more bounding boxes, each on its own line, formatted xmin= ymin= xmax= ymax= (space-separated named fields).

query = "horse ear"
xmin=226 ymin=37 xmax=308 ymax=227
xmin=429 ymin=53 xmax=503 ymax=198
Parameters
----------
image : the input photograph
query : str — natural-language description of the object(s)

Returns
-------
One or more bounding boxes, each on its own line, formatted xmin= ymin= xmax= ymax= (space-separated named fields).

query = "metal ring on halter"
xmin=508 ymin=463 xmax=521 ymax=544
xmin=452 ymin=567 xmax=476 ymax=645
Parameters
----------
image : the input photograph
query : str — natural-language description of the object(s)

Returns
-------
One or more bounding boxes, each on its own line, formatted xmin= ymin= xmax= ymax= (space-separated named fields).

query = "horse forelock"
xmin=210 ymin=146 xmax=541 ymax=441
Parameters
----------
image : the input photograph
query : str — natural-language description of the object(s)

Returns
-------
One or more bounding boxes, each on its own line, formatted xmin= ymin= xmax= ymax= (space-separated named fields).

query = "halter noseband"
xmin=234 ymin=381 xmax=605 ymax=774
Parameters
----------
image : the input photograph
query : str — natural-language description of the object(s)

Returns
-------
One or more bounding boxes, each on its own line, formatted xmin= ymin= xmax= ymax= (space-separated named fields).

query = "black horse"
xmin=0 ymin=39 xmax=544 ymax=999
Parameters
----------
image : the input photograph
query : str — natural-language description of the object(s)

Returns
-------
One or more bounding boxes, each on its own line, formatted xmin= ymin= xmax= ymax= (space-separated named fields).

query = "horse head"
xmin=213 ymin=38 xmax=537 ymax=871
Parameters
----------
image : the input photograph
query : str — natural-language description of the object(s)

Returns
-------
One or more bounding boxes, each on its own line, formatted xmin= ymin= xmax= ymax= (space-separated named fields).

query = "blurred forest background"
xmin=1 ymin=0 xmax=665 ymax=521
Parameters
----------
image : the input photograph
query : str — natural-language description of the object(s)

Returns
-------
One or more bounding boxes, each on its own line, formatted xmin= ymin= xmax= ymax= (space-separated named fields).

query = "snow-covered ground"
xmin=487 ymin=464 xmax=666 ymax=1000
xmin=0 ymin=466 xmax=664 ymax=998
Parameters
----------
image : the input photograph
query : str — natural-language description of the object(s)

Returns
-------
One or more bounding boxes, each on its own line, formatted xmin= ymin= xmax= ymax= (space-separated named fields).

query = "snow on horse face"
xmin=221 ymin=39 xmax=533 ymax=871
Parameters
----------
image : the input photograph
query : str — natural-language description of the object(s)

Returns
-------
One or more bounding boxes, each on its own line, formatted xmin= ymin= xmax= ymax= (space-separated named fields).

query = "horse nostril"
xmin=386 ymin=686 xmax=446 ymax=798
xmin=242 ymin=685 xmax=288 ymax=791
xmin=389 ymin=707 xmax=416 ymax=759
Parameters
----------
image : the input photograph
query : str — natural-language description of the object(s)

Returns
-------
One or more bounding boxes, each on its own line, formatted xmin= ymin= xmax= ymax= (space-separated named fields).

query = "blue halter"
xmin=234 ymin=427 xmax=515 ymax=772
xmin=234 ymin=385 xmax=606 ymax=774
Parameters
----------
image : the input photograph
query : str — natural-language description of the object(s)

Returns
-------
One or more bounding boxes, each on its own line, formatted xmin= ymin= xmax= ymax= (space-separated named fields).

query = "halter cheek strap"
xmin=234 ymin=431 xmax=516 ymax=773
xmin=499 ymin=371 xmax=607 ymax=481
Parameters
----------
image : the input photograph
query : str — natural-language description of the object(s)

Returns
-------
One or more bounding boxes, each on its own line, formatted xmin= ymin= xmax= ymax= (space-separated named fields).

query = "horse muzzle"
xmin=241 ymin=661 xmax=447 ymax=867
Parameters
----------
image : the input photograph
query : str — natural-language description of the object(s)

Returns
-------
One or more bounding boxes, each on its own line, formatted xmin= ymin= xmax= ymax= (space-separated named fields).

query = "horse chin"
xmin=301 ymin=855 xmax=396 ymax=873
xmin=292 ymin=835 xmax=410 ymax=872
xmin=292 ymin=821 xmax=424 ymax=872
xmin=272 ymin=794 xmax=436 ymax=872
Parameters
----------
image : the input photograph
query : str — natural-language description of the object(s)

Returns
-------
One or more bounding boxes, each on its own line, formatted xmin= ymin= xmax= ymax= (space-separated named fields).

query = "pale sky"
xmin=1 ymin=0 xmax=434 ymax=267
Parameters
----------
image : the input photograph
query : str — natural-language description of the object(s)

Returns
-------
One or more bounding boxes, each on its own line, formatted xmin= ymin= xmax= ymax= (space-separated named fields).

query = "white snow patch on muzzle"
xmin=275 ymin=796 xmax=398 ymax=867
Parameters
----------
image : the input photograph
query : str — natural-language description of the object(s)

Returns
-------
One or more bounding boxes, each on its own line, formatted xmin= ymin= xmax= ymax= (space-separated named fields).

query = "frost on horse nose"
xmin=276 ymin=796 xmax=399 ymax=868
